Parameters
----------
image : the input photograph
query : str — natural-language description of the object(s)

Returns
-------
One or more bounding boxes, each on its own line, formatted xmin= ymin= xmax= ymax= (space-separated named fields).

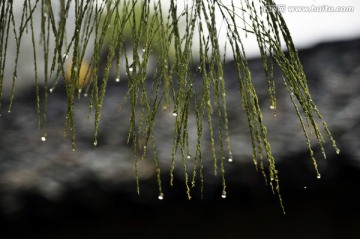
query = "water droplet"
xmin=221 ymin=191 xmax=227 ymax=199
xmin=7 ymin=110 xmax=11 ymax=113
xmin=218 ymin=76 xmax=223 ymax=80
xmin=304 ymin=186 xmax=307 ymax=189
xmin=43 ymin=13 xmax=47 ymax=18
xmin=72 ymin=149 xmax=76 ymax=152
xmin=228 ymin=157 xmax=233 ymax=163
xmin=270 ymin=104 xmax=276 ymax=110
xmin=93 ymin=140 xmax=98 ymax=146
xmin=41 ymin=136 xmax=46 ymax=142
xmin=142 ymin=48 xmax=146 ymax=53
xmin=73 ymin=67 xmax=78 ymax=72
xmin=158 ymin=193 xmax=164 ymax=200
xmin=115 ymin=77 xmax=120 ymax=82
xmin=84 ymin=93 xmax=88 ymax=97
xmin=186 ymin=154 xmax=191 ymax=159
xmin=317 ymin=174 xmax=321 ymax=179
xmin=129 ymin=67 xmax=133 ymax=72
xmin=63 ymin=54 xmax=68 ymax=60
xmin=172 ymin=110 xmax=177 ymax=117
xmin=49 ymin=88 xmax=54 ymax=93
xmin=336 ymin=149 xmax=340 ymax=154
xmin=144 ymin=145 xmax=147 ymax=149
xmin=78 ymin=89 xmax=82 ymax=94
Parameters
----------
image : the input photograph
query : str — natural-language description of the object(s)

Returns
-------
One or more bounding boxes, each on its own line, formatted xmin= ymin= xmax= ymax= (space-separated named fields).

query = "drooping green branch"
xmin=0 ymin=0 xmax=339 ymax=211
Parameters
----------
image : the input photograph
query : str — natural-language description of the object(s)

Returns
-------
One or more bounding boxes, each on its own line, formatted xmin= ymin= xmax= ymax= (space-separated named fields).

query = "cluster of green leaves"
xmin=0 ymin=0 xmax=339 ymax=210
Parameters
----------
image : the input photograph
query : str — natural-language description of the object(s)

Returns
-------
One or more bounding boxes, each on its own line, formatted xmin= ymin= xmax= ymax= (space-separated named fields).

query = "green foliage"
xmin=0 ymin=0 xmax=339 ymax=211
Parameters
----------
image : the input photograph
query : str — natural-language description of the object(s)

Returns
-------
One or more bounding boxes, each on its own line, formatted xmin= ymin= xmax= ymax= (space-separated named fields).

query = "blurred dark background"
xmin=0 ymin=38 xmax=360 ymax=239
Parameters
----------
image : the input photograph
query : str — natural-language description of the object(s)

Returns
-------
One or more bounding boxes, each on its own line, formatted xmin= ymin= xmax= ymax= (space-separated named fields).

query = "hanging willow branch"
xmin=0 ymin=0 xmax=339 ymax=211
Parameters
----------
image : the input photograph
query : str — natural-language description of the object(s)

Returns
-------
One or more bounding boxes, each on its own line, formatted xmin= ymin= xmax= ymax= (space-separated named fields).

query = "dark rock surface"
xmin=0 ymin=38 xmax=359 ymax=238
